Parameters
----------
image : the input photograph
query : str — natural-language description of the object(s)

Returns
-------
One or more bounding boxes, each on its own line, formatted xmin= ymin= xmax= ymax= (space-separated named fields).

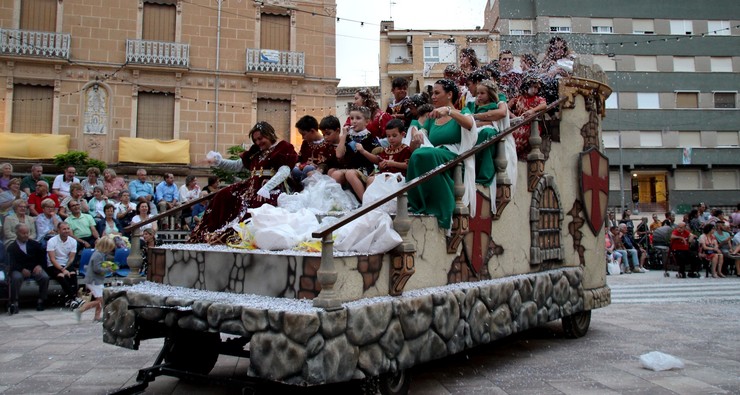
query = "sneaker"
xmin=69 ymin=298 xmax=84 ymax=310
xmin=637 ymin=268 xmax=646 ymax=273
xmin=641 ymin=268 xmax=650 ymax=272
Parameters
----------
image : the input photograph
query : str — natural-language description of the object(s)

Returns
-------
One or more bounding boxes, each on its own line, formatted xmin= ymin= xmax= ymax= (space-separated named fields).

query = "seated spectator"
xmin=0 ymin=162 xmax=13 ymax=191
xmin=59 ymin=183 xmax=90 ymax=220
xmin=28 ymin=180 xmax=59 ymax=216
xmin=102 ymin=168 xmax=126 ymax=201
xmin=202 ymin=176 xmax=221 ymax=195
xmin=662 ymin=211 xmax=675 ymax=228
xmin=52 ymin=166 xmax=79 ymax=199
xmin=620 ymin=223 xmax=646 ymax=272
xmin=35 ymin=198 xmax=63 ymax=247
xmin=20 ymin=164 xmax=44 ymax=195
xmin=608 ymin=226 xmax=630 ymax=273
xmin=699 ymin=223 xmax=724 ymax=278
xmin=605 ymin=228 xmax=623 ymax=270
xmin=140 ymin=228 xmax=162 ymax=275
xmin=45 ymin=222 xmax=79 ymax=305
xmin=670 ymin=222 xmax=697 ymax=278
xmin=155 ymin=173 xmax=179 ymax=229
xmin=190 ymin=190 xmax=210 ymax=229
xmin=132 ymin=200 xmax=158 ymax=232
xmin=714 ymin=221 xmax=733 ymax=274
xmin=0 ymin=178 xmax=28 ymax=222
xmin=65 ymin=199 xmax=99 ymax=250
xmin=179 ymin=175 xmax=200 ymax=230
xmin=649 ymin=213 xmax=662 ymax=232
xmin=129 ymin=168 xmax=158 ymax=214
xmin=88 ymin=186 xmax=109 ymax=222
xmin=115 ymin=191 xmax=137 ymax=231
xmin=3 ymin=200 xmax=36 ymax=248
xmin=80 ymin=167 xmax=103 ymax=200
xmin=7 ymin=223 xmax=49 ymax=314
xmin=97 ymin=203 xmax=123 ymax=237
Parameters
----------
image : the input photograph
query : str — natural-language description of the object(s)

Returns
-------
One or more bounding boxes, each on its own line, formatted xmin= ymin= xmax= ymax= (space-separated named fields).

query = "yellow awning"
xmin=118 ymin=137 xmax=190 ymax=164
xmin=0 ymin=133 xmax=70 ymax=159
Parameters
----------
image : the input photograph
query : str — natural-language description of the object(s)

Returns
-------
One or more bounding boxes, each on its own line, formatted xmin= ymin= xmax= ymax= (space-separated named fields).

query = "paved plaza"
xmin=1 ymin=270 xmax=739 ymax=394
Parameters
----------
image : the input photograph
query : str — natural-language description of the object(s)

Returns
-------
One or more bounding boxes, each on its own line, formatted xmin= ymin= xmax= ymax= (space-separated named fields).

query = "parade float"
xmin=104 ymin=63 xmax=612 ymax=394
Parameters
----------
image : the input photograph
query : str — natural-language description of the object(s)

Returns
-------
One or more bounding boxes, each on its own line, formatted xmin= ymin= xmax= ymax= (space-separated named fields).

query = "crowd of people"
xmin=606 ymin=205 xmax=740 ymax=278
xmin=0 ymin=163 xmax=219 ymax=316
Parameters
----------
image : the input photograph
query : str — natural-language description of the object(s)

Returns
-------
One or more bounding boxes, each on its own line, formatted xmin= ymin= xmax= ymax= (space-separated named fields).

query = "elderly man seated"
xmin=7 ymin=223 xmax=49 ymax=314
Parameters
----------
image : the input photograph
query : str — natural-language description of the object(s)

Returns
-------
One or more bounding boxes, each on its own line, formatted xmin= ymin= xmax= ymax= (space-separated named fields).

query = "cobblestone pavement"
xmin=1 ymin=270 xmax=739 ymax=394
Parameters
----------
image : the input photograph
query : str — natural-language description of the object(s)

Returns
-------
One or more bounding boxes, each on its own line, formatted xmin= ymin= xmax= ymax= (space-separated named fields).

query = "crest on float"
xmin=578 ymin=148 xmax=609 ymax=236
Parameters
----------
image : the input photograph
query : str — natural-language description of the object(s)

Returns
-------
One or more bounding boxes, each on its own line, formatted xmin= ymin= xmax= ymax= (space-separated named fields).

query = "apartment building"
xmin=485 ymin=0 xmax=739 ymax=213
xmin=0 ymin=0 xmax=338 ymax=165
xmin=378 ymin=20 xmax=497 ymax=110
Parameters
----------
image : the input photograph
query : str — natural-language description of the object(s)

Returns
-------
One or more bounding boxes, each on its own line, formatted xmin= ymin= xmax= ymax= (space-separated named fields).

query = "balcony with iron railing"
xmin=246 ymin=48 xmax=304 ymax=75
xmin=126 ymin=39 xmax=189 ymax=68
xmin=0 ymin=28 xmax=70 ymax=60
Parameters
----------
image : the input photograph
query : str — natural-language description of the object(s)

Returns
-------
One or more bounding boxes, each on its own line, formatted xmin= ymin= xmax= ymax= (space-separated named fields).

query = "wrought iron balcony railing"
xmin=0 ymin=28 xmax=70 ymax=60
xmin=126 ymin=39 xmax=189 ymax=68
xmin=246 ymin=48 xmax=304 ymax=75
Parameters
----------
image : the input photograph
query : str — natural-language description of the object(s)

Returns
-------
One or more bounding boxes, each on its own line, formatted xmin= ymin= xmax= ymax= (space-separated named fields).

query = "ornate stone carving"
xmin=446 ymin=214 xmax=468 ymax=254
xmin=83 ymin=84 xmax=108 ymax=134
xmin=389 ymin=253 xmax=414 ymax=296
xmin=580 ymin=96 xmax=601 ymax=151
xmin=530 ymin=175 xmax=564 ymax=265
xmin=527 ymin=119 xmax=545 ymax=191
xmin=559 ymin=77 xmax=612 ymax=118
xmin=567 ymin=200 xmax=587 ymax=266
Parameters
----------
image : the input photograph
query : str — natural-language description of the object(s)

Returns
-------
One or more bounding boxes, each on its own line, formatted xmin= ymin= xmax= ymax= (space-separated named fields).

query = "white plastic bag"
xmin=607 ymin=260 xmax=620 ymax=276
xmin=639 ymin=351 xmax=685 ymax=371
xmin=334 ymin=210 xmax=402 ymax=254
xmin=277 ymin=173 xmax=359 ymax=213
xmin=362 ymin=173 xmax=405 ymax=214
xmin=248 ymin=205 xmax=320 ymax=250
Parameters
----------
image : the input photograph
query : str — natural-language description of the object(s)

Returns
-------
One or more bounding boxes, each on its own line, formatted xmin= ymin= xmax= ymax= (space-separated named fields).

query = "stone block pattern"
xmin=103 ymin=267 xmax=609 ymax=385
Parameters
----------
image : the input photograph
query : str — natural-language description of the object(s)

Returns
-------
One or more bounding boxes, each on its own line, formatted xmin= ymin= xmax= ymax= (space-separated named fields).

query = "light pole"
xmin=608 ymin=53 xmax=624 ymax=215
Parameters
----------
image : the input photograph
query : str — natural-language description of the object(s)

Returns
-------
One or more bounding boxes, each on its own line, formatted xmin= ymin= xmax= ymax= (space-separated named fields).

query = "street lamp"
xmin=608 ymin=53 xmax=624 ymax=215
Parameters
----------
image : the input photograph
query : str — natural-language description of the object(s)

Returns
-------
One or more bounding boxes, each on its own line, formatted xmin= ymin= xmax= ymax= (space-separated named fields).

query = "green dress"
xmin=465 ymin=100 xmax=502 ymax=187
xmin=407 ymin=108 xmax=473 ymax=229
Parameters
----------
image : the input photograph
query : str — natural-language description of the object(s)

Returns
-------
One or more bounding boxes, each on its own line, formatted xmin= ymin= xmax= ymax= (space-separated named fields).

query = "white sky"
xmin=335 ymin=0 xmax=488 ymax=87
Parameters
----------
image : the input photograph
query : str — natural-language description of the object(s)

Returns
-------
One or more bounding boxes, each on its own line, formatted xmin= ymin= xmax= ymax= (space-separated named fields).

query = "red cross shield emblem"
xmin=579 ymin=148 xmax=609 ymax=236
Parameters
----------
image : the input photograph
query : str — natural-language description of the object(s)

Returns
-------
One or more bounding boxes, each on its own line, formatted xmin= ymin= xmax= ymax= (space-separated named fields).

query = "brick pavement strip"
xmin=1 ymin=271 xmax=739 ymax=394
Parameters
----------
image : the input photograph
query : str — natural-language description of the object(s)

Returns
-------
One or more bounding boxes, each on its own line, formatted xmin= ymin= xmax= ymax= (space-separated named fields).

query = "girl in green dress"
xmin=406 ymin=79 xmax=480 ymax=229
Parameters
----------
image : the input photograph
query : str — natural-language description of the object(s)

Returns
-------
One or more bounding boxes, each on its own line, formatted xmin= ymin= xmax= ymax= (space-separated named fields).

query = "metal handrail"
xmin=311 ymin=97 xmax=567 ymax=239
xmin=123 ymin=192 xmax=216 ymax=233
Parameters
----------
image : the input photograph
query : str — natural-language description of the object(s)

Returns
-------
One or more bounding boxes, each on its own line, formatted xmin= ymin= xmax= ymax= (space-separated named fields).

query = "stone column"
xmin=527 ymin=119 xmax=545 ymax=191
xmin=390 ymin=192 xmax=415 ymax=296
xmin=124 ymin=230 xmax=144 ymax=285
xmin=494 ymin=140 xmax=512 ymax=220
xmin=313 ymin=234 xmax=342 ymax=310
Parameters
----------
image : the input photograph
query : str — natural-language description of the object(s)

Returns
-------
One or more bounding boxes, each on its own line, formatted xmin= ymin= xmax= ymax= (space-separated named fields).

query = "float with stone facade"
xmin=104 ymin=63 xmax=613 ymax=395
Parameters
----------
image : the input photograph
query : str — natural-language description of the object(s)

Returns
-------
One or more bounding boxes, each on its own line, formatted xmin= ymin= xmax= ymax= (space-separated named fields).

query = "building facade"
xmin=378 ymin=20 xmax=497 ymax=110
xmin=485 ymin=0 xmax=739 ymax=214
xmin=0 ymin=0 xmax=338 ymax=166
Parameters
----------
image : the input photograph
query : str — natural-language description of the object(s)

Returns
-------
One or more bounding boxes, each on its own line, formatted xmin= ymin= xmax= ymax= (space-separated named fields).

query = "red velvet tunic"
xmin=376 ymin=144 xmax=411 ymax=176
xmin=189 ymin=140 xmax=298 ymax=244
xmin=297 ymin=139 xmax=337 ymax=174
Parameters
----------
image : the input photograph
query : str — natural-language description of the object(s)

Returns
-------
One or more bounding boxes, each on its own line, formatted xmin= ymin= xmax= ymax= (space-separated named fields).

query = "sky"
xmin=335 ymin=0 xmax=488 ymax=87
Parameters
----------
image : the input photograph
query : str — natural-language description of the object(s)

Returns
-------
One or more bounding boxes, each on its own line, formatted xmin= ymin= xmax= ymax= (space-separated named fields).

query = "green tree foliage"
xmin=53 ymin=151 xmax=107 ymax=173
xmin=211 ymin=145 xmax=249 ymax=184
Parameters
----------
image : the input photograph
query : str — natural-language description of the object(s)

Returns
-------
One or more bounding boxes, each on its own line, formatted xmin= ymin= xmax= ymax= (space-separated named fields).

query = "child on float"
xmin=356 ymin=119 xmax=411 ymax=188
xmin=465 ymin=79 xmax=508 ymax=186
xmin=74 ymin=236 xmax=116 ymax=322
xmin=318 ymin=115 xmax=341 ymax=150
xmin=292 ymin=115 xmax=339 ymax=184
xmin=330 ymin=106 xmax=381 ymax=201
xmin=508 ymin=75 xmax=547 ymax=159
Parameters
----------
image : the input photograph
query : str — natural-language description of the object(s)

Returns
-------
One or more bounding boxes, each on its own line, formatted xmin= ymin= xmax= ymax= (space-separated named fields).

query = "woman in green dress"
xmin=407 ymin=79 xmax=493 ymax=229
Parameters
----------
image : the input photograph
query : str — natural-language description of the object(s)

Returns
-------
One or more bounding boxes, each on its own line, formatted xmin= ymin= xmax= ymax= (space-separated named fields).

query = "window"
xmin=592 ymin=55 xmax=615 ymax=71
xmin=714 ymin=92 xmax=736 ymax=109
xmin=608 ymin=171 xmax=622 ymax=191
xmin=11 ymin=84 xmax=53 ymax=133
xmin=640 ymin=131 xmax=662 ymax=147
xmin=716 ymin=131 xmax=739 ymax=146
xmin=670 ymin=20 xmax=693 ymax=35
xmin=674 ymin=170 xmax=700 ymax=189
xmin=530 ymin=177 xmax=564 ymax=265
xmin=137 ymin=91 xmax=174 ymax=140
xmin=710 ymin=57 xmax=733 ymax=72
xmin=678 ymin=131 xmax=701 ymax=147
xmin=634 ymin=56 xmax=657 ymax=72
xmin=637 ymin=93 xmax=660 ymax=109
xmin=707 ymin=20 xmax=730 ymax=36
xmin=673 ymin=57 xmax=695 ymax=72
xmin=20 ymin=0 xmax=56 ymax=31
xmin=603 ymin=132 xmax=619 ymax=148
xmin=509 ymin=19 xmax=532 ymax=35
xmin=389 ymin=44 xmax=410 ymax=63
xmin=605 ymin=92 xmax=618 ymax=109
xmin=676 ymin=92 xmax=698 ymax=108
xmin=712 ymin=170 xmax=738 ymax=190
xmin=257 ymin=99 xmax=291 ymax=142
xmin=468 ymin=43 xmax=489 ymax=63
xmin=143 ymin=2 xmax=175 ymax=42
xmin=591 ymin=18 xmax=613 ymax=34
xmin=632 ymin=19 xmax=654 ymax=34
xmin=260 ymin=12 xmax=290 ymax=51
xmin=549 ymin=17 xmax=571 ymax=33
xmin=423 ymin=41 xmax=439 ymax=62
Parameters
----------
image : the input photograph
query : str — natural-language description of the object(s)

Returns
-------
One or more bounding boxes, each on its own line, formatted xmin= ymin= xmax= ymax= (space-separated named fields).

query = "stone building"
xmin=0 ymin=0 xmax=338 ymax=167
xmin=378 ymin=20 xmax=496 ymax=111
xmin=484 ymin=0 xmax=739 ymax=213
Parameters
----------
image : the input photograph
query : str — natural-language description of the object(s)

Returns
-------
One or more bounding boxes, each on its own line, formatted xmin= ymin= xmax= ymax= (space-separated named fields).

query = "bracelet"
xmin=446 ymin=106 xmax=453 ymax=116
